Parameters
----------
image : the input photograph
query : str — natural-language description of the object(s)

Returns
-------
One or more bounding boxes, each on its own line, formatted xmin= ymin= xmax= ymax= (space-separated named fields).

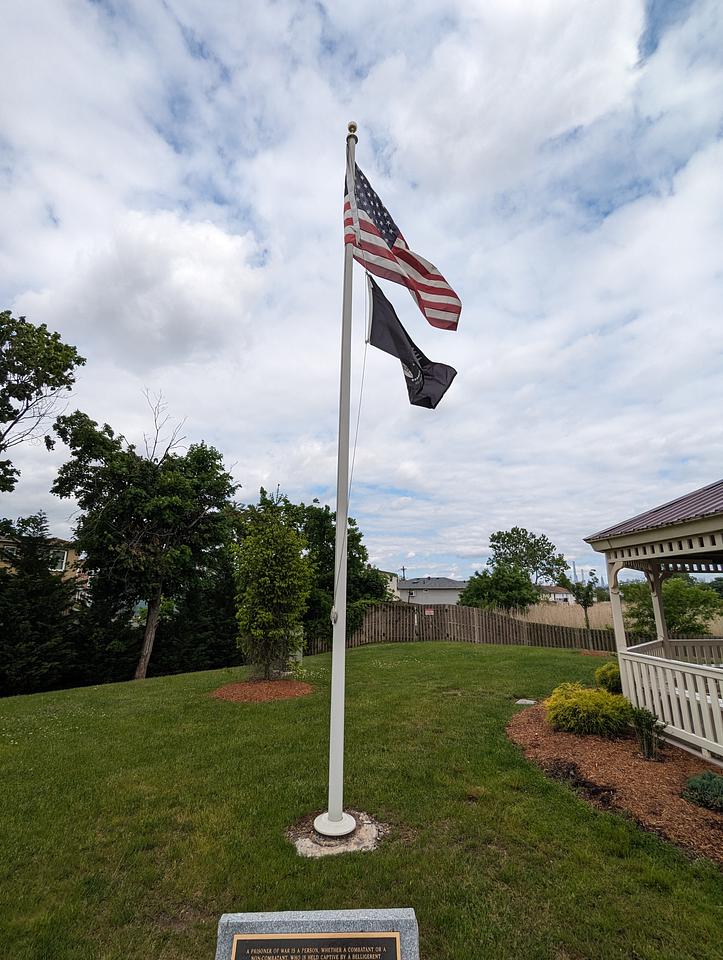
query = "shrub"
xmin=595 ymin=660 xmax=622 ymax=694
xmin=546 ymin=682 xmax=632 ymax=738
xmin=629 ymin=707 xmax=666 ymax=760
xmin=682 ymin=771 xmax=723 ymax=813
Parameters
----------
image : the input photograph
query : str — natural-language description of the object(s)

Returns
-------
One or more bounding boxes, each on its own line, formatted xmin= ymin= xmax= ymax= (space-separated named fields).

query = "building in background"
xmin=379 ymin=570 xmax=400 ymax=599
xmin=538 ymin=584 xmax=576 ymax=604
xmin=398 ymin=576 xmax=469 ymax=605
xmin=0 ymin=536 xmax=80 ymax=581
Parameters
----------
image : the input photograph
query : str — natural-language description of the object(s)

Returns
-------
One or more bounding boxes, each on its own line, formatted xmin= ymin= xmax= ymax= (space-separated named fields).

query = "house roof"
xmin=586 ymin=478 xmax=723 ymax=542
xmin=539 ymin=584 xmax=573 ymax=594
xmin=398 ymin=577 xmax=468 ymax=590
xmin=0 ymin=535 xmax=75 ymax=548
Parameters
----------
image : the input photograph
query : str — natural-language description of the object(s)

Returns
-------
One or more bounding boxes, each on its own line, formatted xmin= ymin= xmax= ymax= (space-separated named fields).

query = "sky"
xmin=2 ymin=0 xmax=723 ymax=583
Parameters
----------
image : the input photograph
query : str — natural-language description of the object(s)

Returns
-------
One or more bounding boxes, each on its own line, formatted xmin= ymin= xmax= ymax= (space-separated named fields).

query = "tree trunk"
xmin=135 ymin=584 xmax=162 ymax=680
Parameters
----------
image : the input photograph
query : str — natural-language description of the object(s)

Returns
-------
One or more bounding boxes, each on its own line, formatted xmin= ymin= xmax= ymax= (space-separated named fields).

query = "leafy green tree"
xmin=52 ymin=408 xmax=237 ymax=679
xmin=621 ymin=575 xmax=723 ymax=638
xmin=707 ymin=577 xmax=723 ymax=599
xmin=488 ymin=526 xmax=568 ymax=585
xmin=564 ymin=569 xmax=599 ymax=630
xmin=152 ymin=545 xmax=243 ymax=675
xmin=459 ymin=563 xmax=538 ymax=612
xmin=234 ymin=495 xmax=312 ymax=678
xmin=0 ymin=311 xmax=85 ymax=491
xmin=293 ymin=499 xmax=389 ymax=642
xmin=235 ymin=491 xmax=389 ymax=646
xmin=0 ymin=513 xmax=80 ymax=696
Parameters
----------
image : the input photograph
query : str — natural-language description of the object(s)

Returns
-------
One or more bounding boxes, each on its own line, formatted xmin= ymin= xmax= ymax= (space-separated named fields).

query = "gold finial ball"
xmin=348 ymin=121 xmax=358 ymax=134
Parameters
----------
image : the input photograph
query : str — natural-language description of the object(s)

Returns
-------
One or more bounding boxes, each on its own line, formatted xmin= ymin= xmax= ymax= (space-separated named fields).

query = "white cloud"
xmin=14 ymin=211 xmax=264 ymax=370
xmin=2 ymin=0 xmax=723 ymax=583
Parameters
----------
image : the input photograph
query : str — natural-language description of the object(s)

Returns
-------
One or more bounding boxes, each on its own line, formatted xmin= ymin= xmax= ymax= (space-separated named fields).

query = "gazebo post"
xmin=607 ymin=559 xmax=631 ymax=697
xmin=645 ymin=563 xmax=672 ymax=657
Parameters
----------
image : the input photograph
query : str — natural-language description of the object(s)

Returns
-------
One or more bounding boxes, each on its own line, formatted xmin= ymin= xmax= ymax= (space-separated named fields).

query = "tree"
xmin=234 ymin=492 xmax=389 ymax=646
xmin=292 ymin=499 xmax=389 ymax=642
xmin=459 ymin=564 xmax=538 ymax=612
xmin=52 ymin=406 xmax=237 ymax=679
xmin=565 ymin=569 xmax=599 ymax=630
xmin=0 ymin=513 xmax=80 ymax=696
xmin=621 ymin=575 xmax=723 ymax=639
xmin=234 ymin=494 xmax=312 ymax=678
xmin=0 ymin=311 xmax=85 ymax=491
xmin=707 ymin=577 xmax=723 ymax=600
xmin=152 ymin=545 xmax=243 ymax=676
xmin=488 ymin=526 xmax=568 ymax=585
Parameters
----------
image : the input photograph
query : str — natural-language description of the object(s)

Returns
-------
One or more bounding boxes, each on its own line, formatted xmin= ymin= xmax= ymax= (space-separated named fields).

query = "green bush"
xmin=546 ymin=682 xmax=632 ymax=738
xmin=630 ymin=706 xmax=666 ymax=760
xmin=682 ymin=771 xmax=723 ymax=812
xmin=595 ymin=660 xmax=622 ymax=694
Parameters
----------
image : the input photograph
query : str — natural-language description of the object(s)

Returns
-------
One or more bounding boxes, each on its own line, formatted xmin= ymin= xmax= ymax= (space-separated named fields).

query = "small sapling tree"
xmin=234 ymin=495 xmax=312 ymax=679
xmin=566 ymin=569 xmax=599 ymax=631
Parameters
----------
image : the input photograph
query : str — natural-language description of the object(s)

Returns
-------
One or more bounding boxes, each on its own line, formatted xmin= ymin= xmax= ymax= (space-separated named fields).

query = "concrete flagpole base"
xmin=313 ymin=811 xmax=356 ymax=837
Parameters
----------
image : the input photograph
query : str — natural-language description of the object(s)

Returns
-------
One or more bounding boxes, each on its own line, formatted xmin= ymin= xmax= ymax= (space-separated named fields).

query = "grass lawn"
xmin=1 ymin=642 xmax=721 ymax=960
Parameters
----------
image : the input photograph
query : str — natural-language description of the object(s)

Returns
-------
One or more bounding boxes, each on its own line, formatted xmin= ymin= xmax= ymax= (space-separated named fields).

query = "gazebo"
xmin=586 ymin=479 xmax=723 ymax=760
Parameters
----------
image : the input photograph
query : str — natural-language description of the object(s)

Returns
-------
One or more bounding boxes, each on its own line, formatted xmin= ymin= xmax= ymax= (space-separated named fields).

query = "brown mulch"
xmin=212 ymin=679 xmax=313 ymax=703
xmin=508 ymin=705 xmax=723 ymax=866
xmin=578 ymin=649 xmax=611 ymax=657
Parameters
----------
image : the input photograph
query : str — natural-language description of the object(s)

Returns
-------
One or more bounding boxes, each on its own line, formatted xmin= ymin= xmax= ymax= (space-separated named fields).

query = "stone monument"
xmin=215 ymin=909 xmax=419 ymax=960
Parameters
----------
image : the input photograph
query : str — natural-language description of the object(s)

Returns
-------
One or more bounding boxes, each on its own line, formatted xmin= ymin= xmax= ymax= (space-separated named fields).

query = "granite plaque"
xmin=230 ymin=932 xmax=399 ymax=960
xmin=215 ymin=909 xmax=419 ymax=960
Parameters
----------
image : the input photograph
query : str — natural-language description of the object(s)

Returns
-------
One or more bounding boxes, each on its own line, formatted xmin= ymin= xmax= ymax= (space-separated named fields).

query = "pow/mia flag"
xmin=367 ymin=275 xmax=457 ymax=409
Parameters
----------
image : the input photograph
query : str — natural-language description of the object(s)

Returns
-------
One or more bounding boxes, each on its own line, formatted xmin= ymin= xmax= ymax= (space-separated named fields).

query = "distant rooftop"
xmin=586 ymin=478 xmax=723 ymax=542
xmin=539 ymin=584 xmax=573 ymax=594
xmin=398 ymin=577 xmax=468 ymax=590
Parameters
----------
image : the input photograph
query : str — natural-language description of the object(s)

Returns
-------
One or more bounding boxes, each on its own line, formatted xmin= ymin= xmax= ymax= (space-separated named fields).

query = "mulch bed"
xmin=508 ymin=705 xmax=723 ymax=866
xmin=578 ymin=649 xmax=612 ymax=657
xmin=212 ymin=680 xmax=313 ymax=703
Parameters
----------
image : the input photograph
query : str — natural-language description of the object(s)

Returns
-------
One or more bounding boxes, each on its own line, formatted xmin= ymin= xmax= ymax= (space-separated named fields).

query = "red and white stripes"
xmin=343 ymin=199 xmax=461 ymax=331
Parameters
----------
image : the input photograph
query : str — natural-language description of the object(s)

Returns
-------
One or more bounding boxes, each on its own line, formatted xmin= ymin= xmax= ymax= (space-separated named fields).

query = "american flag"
xmin=344 ymin=164 xmax=461 ymax=331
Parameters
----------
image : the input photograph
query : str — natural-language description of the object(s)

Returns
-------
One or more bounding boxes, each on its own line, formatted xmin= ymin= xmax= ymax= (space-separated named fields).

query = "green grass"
xmin=1 ymin=642 xmax=721 ymax=960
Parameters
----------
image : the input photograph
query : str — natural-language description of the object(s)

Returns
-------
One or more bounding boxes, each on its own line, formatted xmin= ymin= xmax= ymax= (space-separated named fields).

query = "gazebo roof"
xmin=586 ymin=478 xmax=723 ymax=542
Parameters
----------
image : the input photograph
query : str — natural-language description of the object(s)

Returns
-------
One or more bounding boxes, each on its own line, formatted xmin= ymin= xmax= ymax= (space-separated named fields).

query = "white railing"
xmin=628 ymin=639 xmax=664 ymax=657
xmin=620 ymin=649 xmax=723 ymax=759
xmin=668 ymin=638 xmax=723 ymax=666
xmin=628 ymin=637 xmax=723 ymax=667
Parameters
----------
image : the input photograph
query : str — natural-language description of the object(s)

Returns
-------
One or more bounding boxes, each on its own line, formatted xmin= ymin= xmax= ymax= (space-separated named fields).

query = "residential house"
xmin=379 ymin=570 xmax=400 ymax=599
xmin=0 ymin=536 xmax=83 ymax=585
xmin=398 ymin=576 xmax=469 ymax=605
xmin=538 ymin=584 xmax=576 ymax=604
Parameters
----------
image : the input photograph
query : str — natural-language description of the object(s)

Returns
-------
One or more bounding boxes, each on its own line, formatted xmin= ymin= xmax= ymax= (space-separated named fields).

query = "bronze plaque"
xmin=231 ymin=932 xmax=401 ymax=960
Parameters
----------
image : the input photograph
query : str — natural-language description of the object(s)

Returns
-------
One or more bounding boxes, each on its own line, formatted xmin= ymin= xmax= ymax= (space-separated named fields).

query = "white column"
xmin=607 ymin=558 xmax=632 ymax=698
xmin=313 ymin=124 xmax=358 ymax=839
xmin=647 ymin=564 xmax=671 ymax=657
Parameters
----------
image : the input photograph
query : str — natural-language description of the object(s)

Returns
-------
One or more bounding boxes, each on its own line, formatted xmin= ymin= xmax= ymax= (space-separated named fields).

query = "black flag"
xmin=367 ymin=275 xmax=457 ymax=409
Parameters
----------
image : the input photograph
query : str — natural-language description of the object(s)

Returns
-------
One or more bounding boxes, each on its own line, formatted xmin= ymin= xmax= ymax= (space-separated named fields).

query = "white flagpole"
xmin=314 ymin=122 xmax=358 ymax=838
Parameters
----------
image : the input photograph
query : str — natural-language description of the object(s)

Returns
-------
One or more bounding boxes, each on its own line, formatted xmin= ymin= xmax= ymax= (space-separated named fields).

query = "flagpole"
xmin=313 ymin=121 xmax=358 ymax=838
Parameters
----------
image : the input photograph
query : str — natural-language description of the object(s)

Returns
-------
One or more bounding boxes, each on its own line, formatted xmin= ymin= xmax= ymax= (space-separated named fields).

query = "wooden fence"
xmin=305 ymin=603 xmax=615 ymax=656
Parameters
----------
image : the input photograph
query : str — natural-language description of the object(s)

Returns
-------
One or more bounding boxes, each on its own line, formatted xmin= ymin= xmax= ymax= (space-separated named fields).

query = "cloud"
xmin=14 ymin=211 xmax=264 ymax=370
xmin=2 ymin=0 xmax=723 ymax=585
